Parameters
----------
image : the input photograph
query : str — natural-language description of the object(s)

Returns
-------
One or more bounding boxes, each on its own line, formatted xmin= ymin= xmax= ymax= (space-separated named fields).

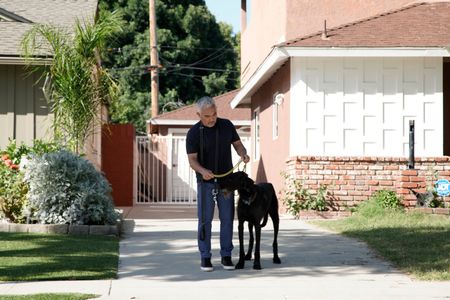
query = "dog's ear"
xmin=243 ymin=176 xmax=254 ymax=189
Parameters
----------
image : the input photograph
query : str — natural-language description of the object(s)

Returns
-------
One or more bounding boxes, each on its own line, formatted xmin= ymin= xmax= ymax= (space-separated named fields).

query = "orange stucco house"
xmin=233 ymin=0 xmax=450 ymax=210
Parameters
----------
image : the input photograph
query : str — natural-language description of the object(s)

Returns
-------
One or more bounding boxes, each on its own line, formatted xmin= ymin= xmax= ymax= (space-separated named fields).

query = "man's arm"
xmin=232 ymin=140 xmax=250 ymax=164
xmin=187 ymin=152 xmax=215 ymax=180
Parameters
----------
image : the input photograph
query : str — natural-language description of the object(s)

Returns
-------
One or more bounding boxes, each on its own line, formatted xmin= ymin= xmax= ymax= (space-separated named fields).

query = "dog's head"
xmin=220 ymin=171 xmax=256 ymax=203
xmin=220 ymin=171 xmax=254 ymax=191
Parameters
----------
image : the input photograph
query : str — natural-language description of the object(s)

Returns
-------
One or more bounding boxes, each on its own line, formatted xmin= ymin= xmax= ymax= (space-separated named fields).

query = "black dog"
xmin=221 ymin=171 xmax=281 ymax=270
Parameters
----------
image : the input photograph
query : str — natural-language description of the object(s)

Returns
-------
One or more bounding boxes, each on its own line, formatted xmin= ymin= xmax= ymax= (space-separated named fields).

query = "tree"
xmin=21 ymin=11 xmax=124 ymax=153
xmin=99 ymin=0 xmax=239 ymax=132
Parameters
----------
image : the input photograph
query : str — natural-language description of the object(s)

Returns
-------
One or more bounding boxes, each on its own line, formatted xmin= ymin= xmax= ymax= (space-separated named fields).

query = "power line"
xmin=160 ymin=45 xmax=235 ymax=51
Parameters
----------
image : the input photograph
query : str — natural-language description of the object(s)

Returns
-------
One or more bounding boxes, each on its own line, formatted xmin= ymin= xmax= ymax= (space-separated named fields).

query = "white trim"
xmin=0 ymin=57 xmax=52 ymax=65
xmin=231 ymin=46 xmax=450 ymax=108
xmin=231 ymin=47 xmax=290 ymax=108
xmin=148 ymin=119 xmax=251 ymax=126
xmin=284 ymin=47 xmax=450 ymax=58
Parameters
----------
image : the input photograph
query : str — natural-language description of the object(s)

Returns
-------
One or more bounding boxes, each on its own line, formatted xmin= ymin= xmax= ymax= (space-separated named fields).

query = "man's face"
xmin=197 ymin=105 xmax=217 ymax=128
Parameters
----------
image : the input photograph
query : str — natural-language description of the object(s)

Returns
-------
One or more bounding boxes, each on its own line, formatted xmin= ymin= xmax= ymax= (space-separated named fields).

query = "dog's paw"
xmin=235 ymin=262 xmax=245 ymax=269
xmin=273 ymin=256 xmax=281 ymax=264
xmin=253 ymin=263 xmax=262 ymax=270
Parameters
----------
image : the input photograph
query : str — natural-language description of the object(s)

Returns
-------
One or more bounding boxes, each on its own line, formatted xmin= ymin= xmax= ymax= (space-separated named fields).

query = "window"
xmin=253 ymin=108 xmax=260 ymax=160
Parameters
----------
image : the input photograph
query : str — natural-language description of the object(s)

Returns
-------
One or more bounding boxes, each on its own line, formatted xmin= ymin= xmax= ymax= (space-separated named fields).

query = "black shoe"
xmin=200 ymin=258 xmax=213 ymax=272
xmin=221 ymin=256 xmax=235 ymax=270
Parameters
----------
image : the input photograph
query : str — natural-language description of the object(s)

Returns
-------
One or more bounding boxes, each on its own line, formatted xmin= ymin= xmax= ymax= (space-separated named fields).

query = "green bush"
xmin=371 ymin=190 xmax=403 ymax=209
xmin=24 ymin=150 xmax=118 ymax=225
xmin=281 ymin=172 xmax=330 ymax=217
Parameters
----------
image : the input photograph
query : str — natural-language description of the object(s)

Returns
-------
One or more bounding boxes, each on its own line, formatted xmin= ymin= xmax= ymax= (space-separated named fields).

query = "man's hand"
xmin=201 ymin=169 xmax=215 ymax=181
xmin=241 ymin=154 xmax=250 ymax=164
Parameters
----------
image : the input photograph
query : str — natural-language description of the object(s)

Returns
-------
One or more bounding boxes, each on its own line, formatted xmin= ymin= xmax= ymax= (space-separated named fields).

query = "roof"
xmin=0 ymin=0 xmax=98 ymax=58
xmin=280 ymin=2 xmax=450 ymax=48
xmin=232 ymin=1 xmax=450 ymax=108
xmin=150 ymin=89 xmax=251 ymax=126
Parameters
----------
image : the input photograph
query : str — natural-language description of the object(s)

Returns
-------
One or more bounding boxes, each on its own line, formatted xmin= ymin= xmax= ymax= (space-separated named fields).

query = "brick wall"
xmin=285 ymin=156 xmax=450 ymax=210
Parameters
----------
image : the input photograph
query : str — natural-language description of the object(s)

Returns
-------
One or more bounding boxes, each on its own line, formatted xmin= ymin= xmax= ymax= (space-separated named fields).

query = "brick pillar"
xmin=396 ymin=169 xmax=427 ymax=207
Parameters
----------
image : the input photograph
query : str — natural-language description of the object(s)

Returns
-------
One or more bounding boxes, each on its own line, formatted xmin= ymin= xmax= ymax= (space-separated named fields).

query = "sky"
xmin=204 ymin=0 xmax=241 ymax=34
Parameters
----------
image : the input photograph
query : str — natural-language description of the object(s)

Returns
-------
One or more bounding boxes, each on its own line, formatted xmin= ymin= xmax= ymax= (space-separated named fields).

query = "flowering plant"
xmin=0 ymin=139 xmax=62 ymax=223
xmin=0 ymin=153 xmax=27 ymax=223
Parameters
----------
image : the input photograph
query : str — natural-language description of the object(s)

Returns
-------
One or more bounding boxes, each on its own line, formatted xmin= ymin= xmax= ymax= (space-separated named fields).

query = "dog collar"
xmin=243 ymin=199 xmax=251 ymax=205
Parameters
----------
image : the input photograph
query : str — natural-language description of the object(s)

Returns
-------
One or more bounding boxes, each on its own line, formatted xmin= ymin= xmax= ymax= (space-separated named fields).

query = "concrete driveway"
xmin=1 ymin=205 xmax=449 ymax=299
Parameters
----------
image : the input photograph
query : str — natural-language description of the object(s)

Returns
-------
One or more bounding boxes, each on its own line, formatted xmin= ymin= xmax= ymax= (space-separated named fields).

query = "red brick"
xmin=379 ymin=181 xmax=394 ymax=186
xmin=434 ymin=208 xmax=450 ymax=215
xmin=396 ymin=188 xmax=410 ymax=194
xmin=401 ymin=170 xmax=418 ymax=176
xmin=400 ymin=182 xmax=419 ymax=188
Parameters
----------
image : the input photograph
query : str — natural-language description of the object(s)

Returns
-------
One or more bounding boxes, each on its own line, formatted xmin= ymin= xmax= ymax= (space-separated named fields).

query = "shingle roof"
xmin=281 ymin=2 xmax=450 ymax=48
xmin=150 ymin=89 xmax=250 ymax=124
xmin=0 ymin=0 xmax=98 ymax=56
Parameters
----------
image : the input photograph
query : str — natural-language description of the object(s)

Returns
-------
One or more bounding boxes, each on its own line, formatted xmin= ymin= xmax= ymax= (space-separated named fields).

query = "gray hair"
xmin=196 ymin=96 xmax=216 ymax=112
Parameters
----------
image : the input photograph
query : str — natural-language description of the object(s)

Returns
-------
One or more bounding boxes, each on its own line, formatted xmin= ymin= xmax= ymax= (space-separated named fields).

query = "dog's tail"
xmin=260 ymin=212 xmax=269 ymax=228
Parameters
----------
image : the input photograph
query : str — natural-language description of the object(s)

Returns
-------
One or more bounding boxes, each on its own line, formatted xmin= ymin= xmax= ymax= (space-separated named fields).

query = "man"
xmin=186 ymin=96 xmax=250 ymax=272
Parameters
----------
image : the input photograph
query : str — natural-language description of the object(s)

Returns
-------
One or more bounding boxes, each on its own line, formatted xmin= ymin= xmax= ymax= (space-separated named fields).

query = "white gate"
xmin=135 ymin=134 xmax=251 ymax=204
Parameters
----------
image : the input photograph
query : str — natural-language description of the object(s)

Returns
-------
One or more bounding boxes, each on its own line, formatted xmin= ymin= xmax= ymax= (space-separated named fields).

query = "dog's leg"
xmin=253 ymin=223 xmax=262 ymax=270
xmin=245 ymin=222 xmax=254 ymax=260
xmin=235 ymin=220 xmax=246 ymax=269
xmin=271 ymin=212 xmax=281 ymax=264
xmin=270 ymin=193 xmax=281 ymax=264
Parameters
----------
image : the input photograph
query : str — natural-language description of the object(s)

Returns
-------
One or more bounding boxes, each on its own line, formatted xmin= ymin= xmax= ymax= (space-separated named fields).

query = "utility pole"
xmin=149 ymin=0 xmax=159 ymax=118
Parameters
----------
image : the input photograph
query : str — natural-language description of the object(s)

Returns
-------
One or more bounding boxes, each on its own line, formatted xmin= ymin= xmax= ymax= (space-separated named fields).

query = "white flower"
xmin=19 ymin=155 xmax=30 ymax=170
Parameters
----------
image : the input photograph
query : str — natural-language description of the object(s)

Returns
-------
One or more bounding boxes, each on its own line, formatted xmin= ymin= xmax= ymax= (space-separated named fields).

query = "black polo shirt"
xmin=186 ymin=118 xmax=240 ymax=183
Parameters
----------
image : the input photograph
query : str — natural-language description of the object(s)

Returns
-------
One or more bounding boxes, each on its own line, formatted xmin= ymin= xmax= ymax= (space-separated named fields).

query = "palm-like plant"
xmin=21 ymin=11 xmax=124 ymax=154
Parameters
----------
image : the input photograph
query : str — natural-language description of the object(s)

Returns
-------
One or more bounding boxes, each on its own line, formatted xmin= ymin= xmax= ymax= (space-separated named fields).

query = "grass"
xmin=0 ymin=232 xmax=119 ymax=281
xmin=311 ymin=200 xmax=450 ymax=280
xmin=0 ymin=294 xmax=98 ymax=300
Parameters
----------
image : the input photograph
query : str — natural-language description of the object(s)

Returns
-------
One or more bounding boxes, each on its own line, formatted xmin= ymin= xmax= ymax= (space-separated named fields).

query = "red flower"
xmin=4 ymin=159 xmax=12 ymax=166
xmin=1 ymin=154 xmax=9 ymax=161
xmin=10 ymin=164 xmax=19 ymax=170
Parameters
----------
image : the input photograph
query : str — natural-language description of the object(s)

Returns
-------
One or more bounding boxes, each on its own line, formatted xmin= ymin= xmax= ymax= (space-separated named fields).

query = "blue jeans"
xmin=197 ymin=181 xmax=234 ymax=259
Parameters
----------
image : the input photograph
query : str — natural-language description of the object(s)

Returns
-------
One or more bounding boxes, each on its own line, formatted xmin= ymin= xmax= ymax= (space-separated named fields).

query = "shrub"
xmin=281 ymin=172 xmax=330 ymax=217
xmin=0 ymin=139 xmax=62 ymax=223
xmin=24 ymin=150 xmax=118 ymax=225
xmin=0 ymin=162 xmax=27 ymax=223
xmin=371 ymin=190 xmax=403 ymax=209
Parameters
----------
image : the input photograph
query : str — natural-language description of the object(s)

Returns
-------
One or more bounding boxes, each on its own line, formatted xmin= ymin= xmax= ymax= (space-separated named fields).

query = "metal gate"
xmin=135 ymin=134 xmax=251 ymax=204
xmin=136 ymin=135 xmax=197 ymax=204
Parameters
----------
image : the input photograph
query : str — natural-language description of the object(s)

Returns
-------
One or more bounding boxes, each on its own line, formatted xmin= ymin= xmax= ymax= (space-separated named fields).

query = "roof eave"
xmin=147 ymin=119 xmax=251 ymax=126
xmin=231 ymin=47 xmax=290 ymax=109
xmin=0 ymin=56 xmax=52 ymax=65
xmin=232 ymin=46 xmax=450 ymax=108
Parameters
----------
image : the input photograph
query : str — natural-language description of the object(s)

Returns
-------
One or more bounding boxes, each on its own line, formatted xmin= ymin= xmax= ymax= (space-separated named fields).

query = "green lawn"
xmin=0 ymin=232 xmax=119 ymax=281
xmin=311 ymin=201 xmax=450 ymax=281
xmin=0 ymin=294 xmax=98 ymax=300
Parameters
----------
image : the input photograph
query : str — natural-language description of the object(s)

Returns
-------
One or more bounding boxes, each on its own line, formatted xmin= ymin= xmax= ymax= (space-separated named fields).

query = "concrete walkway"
xmin=0 ymin=205 xmax=449 ymax=299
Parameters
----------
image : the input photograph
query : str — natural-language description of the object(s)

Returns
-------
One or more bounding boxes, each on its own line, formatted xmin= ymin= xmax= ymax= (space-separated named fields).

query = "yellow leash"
xmin=213 ymin=159 xmax=245 ymax=178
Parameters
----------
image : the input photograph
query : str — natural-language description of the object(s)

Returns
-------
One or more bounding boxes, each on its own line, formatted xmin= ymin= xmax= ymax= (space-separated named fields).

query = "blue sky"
xmin=204 ymin=0 xmax=241 ymax=34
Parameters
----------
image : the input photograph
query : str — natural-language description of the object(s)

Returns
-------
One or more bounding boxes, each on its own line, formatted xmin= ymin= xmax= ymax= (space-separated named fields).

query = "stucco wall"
xmin=251 ymin=62 xmax=290 ymax=196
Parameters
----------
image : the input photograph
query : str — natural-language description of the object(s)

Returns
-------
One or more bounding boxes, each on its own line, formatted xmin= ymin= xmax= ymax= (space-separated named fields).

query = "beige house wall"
xmin=240 ymin=0 xmax=449 ymax=86
xmin=251 ymin=62 xmax=290 ymax=196
xmin=0 ymin=65 xmax=53 ymax=149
